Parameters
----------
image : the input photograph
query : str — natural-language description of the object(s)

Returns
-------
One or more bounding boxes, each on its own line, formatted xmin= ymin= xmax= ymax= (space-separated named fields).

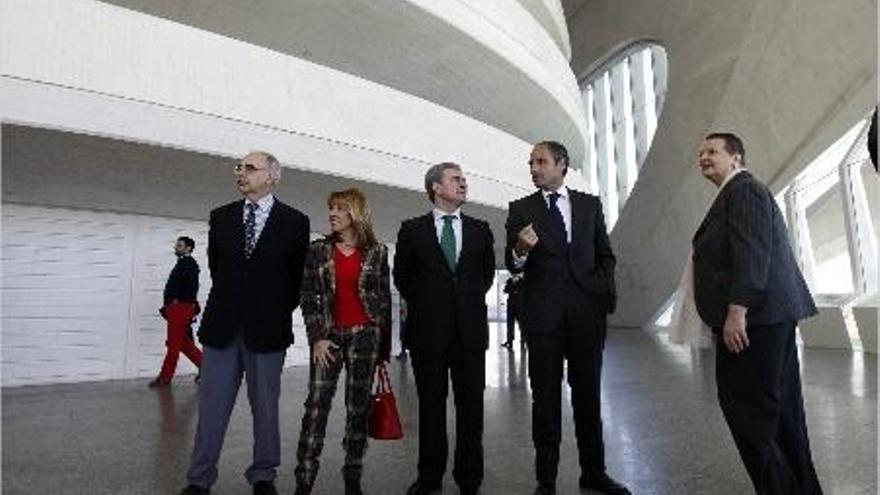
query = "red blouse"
xmin=334 ymin=247 xmax=370 ymax=328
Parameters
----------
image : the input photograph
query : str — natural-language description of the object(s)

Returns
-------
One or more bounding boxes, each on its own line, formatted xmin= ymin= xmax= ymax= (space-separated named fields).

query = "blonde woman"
xmin=294 ymin=188 xmax=391 ymax=495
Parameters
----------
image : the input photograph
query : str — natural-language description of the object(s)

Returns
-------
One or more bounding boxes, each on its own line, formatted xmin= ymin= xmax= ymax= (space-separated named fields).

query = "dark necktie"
xmin=440 ymin=214 xmax=457 ymax=271
xmin=244 ymin=203 xmax=257 ymax=258
xmin=547 ymin=192 xmax=567 ymax=244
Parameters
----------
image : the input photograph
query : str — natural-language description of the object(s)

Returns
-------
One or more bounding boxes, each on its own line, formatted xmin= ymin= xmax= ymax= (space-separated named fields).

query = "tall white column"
xmin=583 ymin=86 xmax=599 ymax=194
xmin=593 ymin=73 xmax=617 ymax=228
xmin=784 ymin=184 xmax=818 ymax=291
xmin=629 ymin=48 xmax=657 ymax=169
xmin=839 ymin=123 xmax=879 ymax=297
xmin=611 ymin=60 xmax=637 ymax=209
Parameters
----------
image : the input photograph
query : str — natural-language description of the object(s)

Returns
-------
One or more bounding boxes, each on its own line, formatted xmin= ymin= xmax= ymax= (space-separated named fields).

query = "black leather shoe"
xmin=148 ymin=378 xmax=170 ymax=388
xmin=533 ymin=484 xmax=556 ymax=495
xmin=459 ymin=485 xmax=479 ymax=495
xmin=253 ymin=480 xmax=278 ymax=495
xmin=180 ymin=485 xmax=210 ymax=495
xmin=579 ymin=473 xmax=630 ymax=494
xmin=406 ymin=480 xmax=442 ymax=495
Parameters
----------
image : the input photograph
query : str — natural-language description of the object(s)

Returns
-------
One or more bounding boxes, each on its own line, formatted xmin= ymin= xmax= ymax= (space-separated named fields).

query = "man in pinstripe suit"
xmin=693 ymin=133 xmax=822 ymax=495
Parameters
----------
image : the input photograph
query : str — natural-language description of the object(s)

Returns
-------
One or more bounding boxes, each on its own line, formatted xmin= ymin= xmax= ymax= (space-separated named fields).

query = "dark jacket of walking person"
xmin=151 ymin=236 xmax=203 ymax=386
xmin=294 ymin=188 xmax=391 ymax=495
xmin=693 ymin=133 xmax=822 ymax=495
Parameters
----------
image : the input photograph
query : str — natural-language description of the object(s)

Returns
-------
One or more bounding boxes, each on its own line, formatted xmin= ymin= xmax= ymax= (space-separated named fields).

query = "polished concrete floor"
xmin=3 ymin=325 xmax=876 ymax=494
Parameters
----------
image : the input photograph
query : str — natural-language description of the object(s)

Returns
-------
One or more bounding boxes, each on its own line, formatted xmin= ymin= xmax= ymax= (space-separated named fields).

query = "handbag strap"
xmin=374 ymin=362 xmax=392 ymax=394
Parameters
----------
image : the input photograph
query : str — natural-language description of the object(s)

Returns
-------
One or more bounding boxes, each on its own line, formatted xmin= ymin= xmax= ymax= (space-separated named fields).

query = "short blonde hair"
xmin=327 ymin=188 xmax=378 ymax=249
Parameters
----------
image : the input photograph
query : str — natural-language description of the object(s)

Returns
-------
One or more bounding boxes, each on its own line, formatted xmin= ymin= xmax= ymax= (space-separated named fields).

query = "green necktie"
xmin=440 ymin=214 xmax=457 ymax=272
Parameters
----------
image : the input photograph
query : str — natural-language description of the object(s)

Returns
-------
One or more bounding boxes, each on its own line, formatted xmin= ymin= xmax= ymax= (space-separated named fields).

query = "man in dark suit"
xmin=693 ymin=133 xmax=822 ymax=494
xmin=181 ymin=151 xmax=310 ymax=495
xmin=150 ymin=235 xmax=203 ymax=387
xmin=506 ymin=141 xmax=629 ymax=495
xmin=393 ymin=162 xmax=495 ymax=495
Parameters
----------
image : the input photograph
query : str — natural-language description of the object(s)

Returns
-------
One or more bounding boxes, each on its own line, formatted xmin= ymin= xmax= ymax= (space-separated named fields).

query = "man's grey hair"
xmin=250 ymin=150 xmax=282 ymax=182
xmin=424 ymin=162 xmax=461 ymax=203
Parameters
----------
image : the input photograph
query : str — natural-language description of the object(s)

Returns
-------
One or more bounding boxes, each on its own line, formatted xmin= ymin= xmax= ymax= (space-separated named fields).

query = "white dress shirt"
xmin=242 ymin=194 xmax=275 ymax=244
xmin=512 ymin=186 xmax=571 ymax=268
xmin=432 ymin=207 xmax=463 ymax=262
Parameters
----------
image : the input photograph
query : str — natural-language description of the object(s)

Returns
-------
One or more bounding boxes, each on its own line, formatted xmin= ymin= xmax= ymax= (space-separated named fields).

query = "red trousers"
xmin=157 ymin=302 xmax=203 ymax=383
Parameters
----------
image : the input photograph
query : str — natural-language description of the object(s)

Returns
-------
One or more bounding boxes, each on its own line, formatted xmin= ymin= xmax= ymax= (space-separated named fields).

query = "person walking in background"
xmin=294 ymin=188 xmax=391 ymax=495
xmin=394 ymin=162 xmax=495 ymax=495
xmin=150 ymin=236 xmax=203 ymax=387
xmin=501 ymin=274 xmax=524 ymax=349
xmin=693 ymin=133 xmax=822 ymax=494
xmin=180 ymin=151 xmax=310 ymax=495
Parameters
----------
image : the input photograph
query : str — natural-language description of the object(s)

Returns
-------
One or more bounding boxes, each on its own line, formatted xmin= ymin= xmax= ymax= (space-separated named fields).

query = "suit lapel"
xmin=529 ymin=192 xmax=563 ymax=254
xmin=231 ymin=200 xmax=247 ymax=262
xmin=569 ymin=190 xmax=583 ymax=248
xmin=693 ymin=172 xmax=747 ymax=241
xmin=249 ymin=197 xmax=280 ymax=259
xmin=456 ymin=215 xmax=476 ymax=275
xmin=420 ymin=213 xmax=454 ymax=276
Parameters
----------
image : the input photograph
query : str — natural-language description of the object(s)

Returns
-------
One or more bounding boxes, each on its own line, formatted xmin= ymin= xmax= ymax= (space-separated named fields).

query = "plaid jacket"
xmin=300 ymin=237 xmax=392 ymax=359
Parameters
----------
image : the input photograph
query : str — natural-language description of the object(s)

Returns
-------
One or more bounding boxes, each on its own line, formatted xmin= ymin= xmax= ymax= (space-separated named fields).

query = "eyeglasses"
xmin=234 ymin=163 xmax=269 ymax=174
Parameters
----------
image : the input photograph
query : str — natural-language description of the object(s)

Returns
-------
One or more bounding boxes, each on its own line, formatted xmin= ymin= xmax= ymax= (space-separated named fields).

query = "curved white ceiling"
xmin=99 ymin=0 xmax=589 ymax=169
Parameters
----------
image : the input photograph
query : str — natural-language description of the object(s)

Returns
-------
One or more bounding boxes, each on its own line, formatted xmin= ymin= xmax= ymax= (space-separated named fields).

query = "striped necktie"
xmin=244 ymin=203 xmax=257 ymax=257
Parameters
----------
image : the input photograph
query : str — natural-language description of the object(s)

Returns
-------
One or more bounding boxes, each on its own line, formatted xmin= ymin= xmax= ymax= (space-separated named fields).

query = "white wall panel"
xmin=1 ymin=203 xmax=309 ymax=387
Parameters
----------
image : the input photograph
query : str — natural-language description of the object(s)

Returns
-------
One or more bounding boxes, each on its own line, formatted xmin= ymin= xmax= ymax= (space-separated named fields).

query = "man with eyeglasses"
xmin=181 ymin=151 xmax=310 ymax=495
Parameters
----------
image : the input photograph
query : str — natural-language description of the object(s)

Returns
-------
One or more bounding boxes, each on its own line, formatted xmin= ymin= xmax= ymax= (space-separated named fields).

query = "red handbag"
xmin=368 ymin=362 xmax=404 ymax=440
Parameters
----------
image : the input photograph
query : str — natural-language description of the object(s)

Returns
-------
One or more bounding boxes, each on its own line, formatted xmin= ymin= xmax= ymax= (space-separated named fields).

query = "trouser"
xmin=186 ymin=337 xmax=284 ymax=488
xmin=506 ymin=298 xmax=524 ymax=344
xmin=527 ymin=290 xmax=607 ymax=486
xmin=295 ymin=325 xmax=381 ymax=486
xmin=716 ymin=322 xmax=823 ymax=495
xmin=410 ymin=344 xmax=486 ymax=491
xmin=157 ymin=302 xmax=202 ymax=382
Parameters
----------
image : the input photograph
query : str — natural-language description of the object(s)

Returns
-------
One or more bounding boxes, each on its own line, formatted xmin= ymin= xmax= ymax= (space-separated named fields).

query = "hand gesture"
xmin=515 ymin=223 xmax=539 ymax=255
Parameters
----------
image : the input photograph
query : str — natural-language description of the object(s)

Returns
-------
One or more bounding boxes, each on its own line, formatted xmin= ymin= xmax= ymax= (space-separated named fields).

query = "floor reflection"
xmin=2 ymin=326 xmax=875 ymax=494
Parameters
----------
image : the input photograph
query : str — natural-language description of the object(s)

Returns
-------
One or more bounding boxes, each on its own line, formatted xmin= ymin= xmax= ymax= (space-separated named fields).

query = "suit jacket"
xmin=505 ymin=189 xmax=616 ymax=334
xmin=164 ymin=255 xmax=199 ymax=304
xmin=300 ymin=237 xmax=392 ymax=360
xmin=692 ymin=171 xmax=817 ymax=328
xmin=198 ymin=198 xmax=310 ymax=352
xmin=393 ymin=212 xmax=495 ymax=352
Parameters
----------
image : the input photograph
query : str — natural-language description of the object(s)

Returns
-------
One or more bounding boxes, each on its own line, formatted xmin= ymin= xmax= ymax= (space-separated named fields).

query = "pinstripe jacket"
xmin=300 ymin=237 xmax=392 ymax=360
xmin=692 ymin=171 xmax=817 ymax=328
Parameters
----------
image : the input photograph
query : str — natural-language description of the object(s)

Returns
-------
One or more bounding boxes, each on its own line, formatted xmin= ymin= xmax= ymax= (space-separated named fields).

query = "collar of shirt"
xmin=432 ymin=207 xmax=461 ymax=223
xmin=245 ymin=193 xmax=275 ymax=213
xmin=431 ymin=207 xmax=463 ymax=259
xmin=541 ymin=186 xmax=569 ymax=203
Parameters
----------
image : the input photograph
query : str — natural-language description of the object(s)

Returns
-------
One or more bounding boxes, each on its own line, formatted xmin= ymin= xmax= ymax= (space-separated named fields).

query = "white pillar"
xmin=651 ymin=45 xmax=668 ymax=117
xmin=629 ymin=48 xmax=657 ymax=169
xmin=611 ymin=60 xmax=637 ymax=209
xmin=839 ymin=122 xmax=879 ymax=297
xmin=593 ymin=73 xmax=617 ymax=228
xmin=583 ymin=86 xmax=599 ymax=194
xmin=784 ymin=184 xmax=818 ymax=291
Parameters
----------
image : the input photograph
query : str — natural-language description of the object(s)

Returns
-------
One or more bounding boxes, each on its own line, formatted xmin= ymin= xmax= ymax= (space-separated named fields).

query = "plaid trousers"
xmin=295 ymin=325 xmax=380 ymax=485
